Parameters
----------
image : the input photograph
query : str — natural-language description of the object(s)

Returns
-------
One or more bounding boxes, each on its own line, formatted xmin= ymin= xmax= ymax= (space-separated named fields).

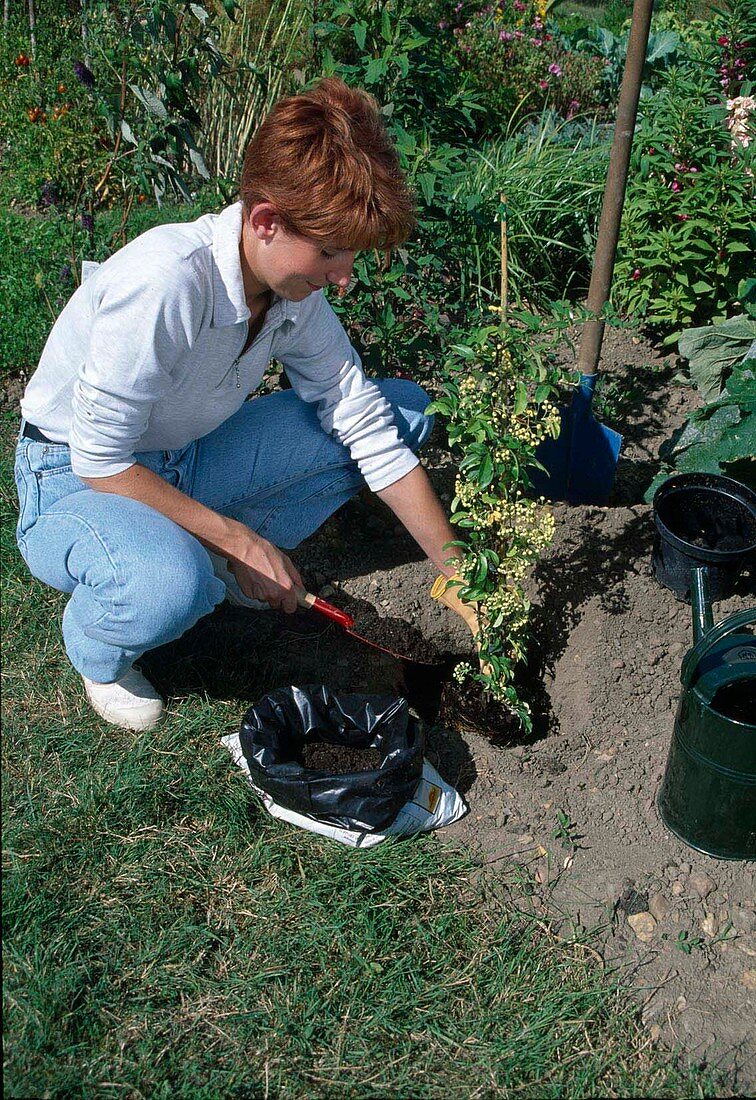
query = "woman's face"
xmin=242 ymin=205 xmax=356 ymax=302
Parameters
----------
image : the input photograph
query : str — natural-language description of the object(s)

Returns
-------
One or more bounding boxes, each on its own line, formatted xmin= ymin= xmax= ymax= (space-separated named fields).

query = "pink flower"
xmin=530 ymin=37 xmax=543 ymax=46
xmin=438 ymin=19 xmax=448 ymax=29
xmin=632 ymin=268 xmax=641 ymax=281
xmin=533 ymin=17 xmax=544 ymax=29
xmin=514 ymin=0 xmax=526 ymax=10
xmin=718 ymin=35 xmax=729 ymax=46
xmin=670 ymin=180 xmax=681 ymax=192
xmin=514 ymin=30 xmax=524 ymax=38
xmin=539 ymin=79 xmax=549 ymax=90
xmin=500 ymin=29 xmax=514 ymax=40
xmin=548 ymin=62 xmax=562 ymax=76
xmin=677 ymin=213 xmax=690 ymax=221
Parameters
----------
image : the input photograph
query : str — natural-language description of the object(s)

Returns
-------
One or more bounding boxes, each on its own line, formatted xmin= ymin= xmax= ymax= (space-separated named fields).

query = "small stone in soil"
xmin=301 ymin=741 xmax=383 ymax=774
xmin=688 ymin=872 xmax=717 ymax=899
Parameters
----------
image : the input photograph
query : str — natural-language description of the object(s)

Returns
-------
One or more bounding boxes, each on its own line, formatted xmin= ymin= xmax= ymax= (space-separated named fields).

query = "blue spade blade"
xmin=530 ymin=374 xmax=622 ymax=505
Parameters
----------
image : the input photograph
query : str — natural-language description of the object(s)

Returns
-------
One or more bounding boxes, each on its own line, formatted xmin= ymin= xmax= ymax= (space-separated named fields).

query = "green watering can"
xmin=658 ymin=566 xmax=756 ymax=860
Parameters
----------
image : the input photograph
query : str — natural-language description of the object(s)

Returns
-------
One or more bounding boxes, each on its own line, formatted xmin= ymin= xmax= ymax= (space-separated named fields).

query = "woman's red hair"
xmin=240 ymin=77 xmax=415 ymax=250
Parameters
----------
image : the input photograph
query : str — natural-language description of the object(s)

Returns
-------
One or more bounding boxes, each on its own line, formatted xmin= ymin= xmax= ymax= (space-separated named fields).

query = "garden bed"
xmin=143 ymin=322 xmax=755 ymax=1091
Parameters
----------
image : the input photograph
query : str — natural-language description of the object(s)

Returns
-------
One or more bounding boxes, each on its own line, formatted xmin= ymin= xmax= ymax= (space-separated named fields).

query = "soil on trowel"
xmin=300 ymin=740 xmax=383 ymax=774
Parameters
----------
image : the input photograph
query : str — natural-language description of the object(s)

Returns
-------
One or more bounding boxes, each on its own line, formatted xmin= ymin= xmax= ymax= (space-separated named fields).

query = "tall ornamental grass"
xmin=450 ymin=111 xmax=610 ymax=306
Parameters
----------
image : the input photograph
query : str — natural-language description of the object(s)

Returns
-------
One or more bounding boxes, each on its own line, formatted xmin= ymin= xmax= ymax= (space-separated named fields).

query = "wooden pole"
xmin=577 ymin=0 xmax=654 ymax=377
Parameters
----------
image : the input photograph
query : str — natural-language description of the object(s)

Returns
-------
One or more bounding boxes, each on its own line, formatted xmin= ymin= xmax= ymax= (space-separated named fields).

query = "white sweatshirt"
xmin=20 ymin=202 xmax=419 ymax=492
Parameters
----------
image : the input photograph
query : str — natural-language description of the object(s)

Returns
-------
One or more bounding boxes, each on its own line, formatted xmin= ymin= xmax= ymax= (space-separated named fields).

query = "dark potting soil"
xmin=300 ymin=740 xmax=383 ymax=774
xmin=345 ymin=603 xmax=444 ymax=665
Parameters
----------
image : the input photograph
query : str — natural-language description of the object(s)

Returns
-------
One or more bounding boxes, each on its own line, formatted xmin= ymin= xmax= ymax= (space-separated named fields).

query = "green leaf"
xmin=478 ymin=452 xmax=494 ymax=489
xmin=417 ymin=172 xmax=436 ymax=206
xmin=129 ymin=84 xmax=168 ymax=120
xmin=120 ymin=119 xmax=137 ymax=145
xmin=353 ymin=23 xmax=367 ymax=50
xmin=189 ymin=3 xmax=209 ymax=24
xmin=380 ymin=5 xmax=392 ymax=44
xmin=364 ymin=56 xmax=387 ymax=84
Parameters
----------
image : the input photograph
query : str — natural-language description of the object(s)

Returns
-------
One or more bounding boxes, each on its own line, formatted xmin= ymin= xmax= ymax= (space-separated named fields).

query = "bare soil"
xmin=141 ymin=325 xmax=755 ymax=1093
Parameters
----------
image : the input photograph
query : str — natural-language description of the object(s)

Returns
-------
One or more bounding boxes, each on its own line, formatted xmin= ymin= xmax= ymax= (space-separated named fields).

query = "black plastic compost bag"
xmin=238 ymin=685 xmax=425 ymax=832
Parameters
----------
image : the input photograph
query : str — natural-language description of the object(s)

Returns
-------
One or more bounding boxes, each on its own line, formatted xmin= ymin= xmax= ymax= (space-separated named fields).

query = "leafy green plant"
xmin=312 ymin=0 xmax=483 ymax=143
xmin=426 ymin=298 xmax=575 ymax=728
xmin=560 ymin=21 xmax=681 ymax=103
xmin=1 ymin=0 xmax=236 ymax=238
xmin=614 ymin=4 xmax=755 ymax=335
xmin=0 ymin=12 xmax=106 ymax=211
xmin=451 ymin=0 xmax=606 ymax=127
xmin=645 ymin=304 xmax=756 ymax=498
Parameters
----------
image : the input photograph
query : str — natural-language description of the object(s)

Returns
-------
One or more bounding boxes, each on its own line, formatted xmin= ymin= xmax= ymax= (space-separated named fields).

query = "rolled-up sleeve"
xmin=280 ymin=293 xmax=419 ymax=492
xmin=70 ymin=257 xmax=203 ymax=478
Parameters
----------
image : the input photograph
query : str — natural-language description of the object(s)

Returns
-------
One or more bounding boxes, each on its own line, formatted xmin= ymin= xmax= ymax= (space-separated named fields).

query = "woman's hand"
xmin=228 ymin=529 xmax=303 ymax=613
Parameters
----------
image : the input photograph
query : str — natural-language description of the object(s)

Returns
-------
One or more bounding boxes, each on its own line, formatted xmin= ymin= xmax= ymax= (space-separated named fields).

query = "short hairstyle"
xmin=240 ymin=77 xmax=416 ymax=250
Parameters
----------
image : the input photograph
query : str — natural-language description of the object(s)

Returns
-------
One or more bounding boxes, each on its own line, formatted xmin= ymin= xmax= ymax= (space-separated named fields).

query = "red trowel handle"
xmin=297 ymin=589 xmax=356 ymax=629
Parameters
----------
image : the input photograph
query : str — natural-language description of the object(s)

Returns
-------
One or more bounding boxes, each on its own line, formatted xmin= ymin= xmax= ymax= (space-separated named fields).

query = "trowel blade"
xmin=345 ymin=627 xmax=443 ymax=667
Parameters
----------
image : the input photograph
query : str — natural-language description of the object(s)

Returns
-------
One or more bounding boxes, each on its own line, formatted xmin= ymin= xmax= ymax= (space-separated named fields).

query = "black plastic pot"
xmin=652 ymin=473 xmax=756 ymax=601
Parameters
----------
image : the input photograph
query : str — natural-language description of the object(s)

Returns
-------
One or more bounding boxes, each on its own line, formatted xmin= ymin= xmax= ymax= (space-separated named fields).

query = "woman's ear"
xmin=247 ymin=202 xmax=283 ymax=241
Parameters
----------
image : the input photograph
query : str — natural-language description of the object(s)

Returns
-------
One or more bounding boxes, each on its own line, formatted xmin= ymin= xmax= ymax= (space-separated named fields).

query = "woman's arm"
xmin=376 ymin=464 xmax=461 ymax=577
xmin=80 ymin=464 xmax=303 ymax=612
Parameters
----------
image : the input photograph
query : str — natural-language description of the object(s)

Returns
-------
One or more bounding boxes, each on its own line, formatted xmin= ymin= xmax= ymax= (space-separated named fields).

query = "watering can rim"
xmin=681 ymin=607 xmax=756 ymax=690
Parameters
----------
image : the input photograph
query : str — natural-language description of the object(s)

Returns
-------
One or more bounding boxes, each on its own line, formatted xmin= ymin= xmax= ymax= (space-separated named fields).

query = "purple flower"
xmin=438 ymin=19 xmax=448 ymax=29
xmin=60 ymin=263 xmax=72 ymax=282
xmin=539 ymin=79 xmax=549 ymax=90
xmin=80 ymin=212 xmax=94 ymax=232
xmin=548 ymin=62 xmax=562 ymax=76
xmin=500 ymin=29 xmax=513 ymax=40
xmin=73 ymin=60 xmax=95 ymax=88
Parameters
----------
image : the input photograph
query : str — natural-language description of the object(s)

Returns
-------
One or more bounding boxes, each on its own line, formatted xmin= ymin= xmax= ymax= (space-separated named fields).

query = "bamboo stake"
xmin=499 ymin=193 xmax=508 ymax=325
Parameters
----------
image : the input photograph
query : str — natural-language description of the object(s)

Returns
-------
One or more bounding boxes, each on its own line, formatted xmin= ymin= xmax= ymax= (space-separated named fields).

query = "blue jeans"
xmin=14 ymin=379 xmax=434 ymax=683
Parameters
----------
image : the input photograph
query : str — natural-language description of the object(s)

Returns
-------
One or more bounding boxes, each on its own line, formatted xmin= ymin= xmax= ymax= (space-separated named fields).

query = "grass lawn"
xmin=1 ymin=411 xmax=723 ymax=1098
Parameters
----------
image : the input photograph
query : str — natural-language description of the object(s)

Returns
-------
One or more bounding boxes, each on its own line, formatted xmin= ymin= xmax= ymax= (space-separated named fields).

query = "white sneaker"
xmin=83 ymin=666 xmax=164 ymax=731
xmin=207 ymin=551 xmax=270 ymax=610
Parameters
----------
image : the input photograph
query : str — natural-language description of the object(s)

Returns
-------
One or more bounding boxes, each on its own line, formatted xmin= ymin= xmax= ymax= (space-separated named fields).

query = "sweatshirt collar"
xmin=210 ymin=202 xmax=299 ymax=328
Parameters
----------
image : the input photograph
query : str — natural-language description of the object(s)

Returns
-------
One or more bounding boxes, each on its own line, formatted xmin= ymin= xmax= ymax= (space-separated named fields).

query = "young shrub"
xmin=427 ymin=302 xmax=573 ymax=729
